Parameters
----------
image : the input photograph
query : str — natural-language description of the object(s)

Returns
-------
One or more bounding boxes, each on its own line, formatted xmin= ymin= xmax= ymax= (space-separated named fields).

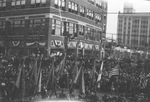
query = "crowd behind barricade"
xmin=0 ymin=51 xmax=150 ymax=102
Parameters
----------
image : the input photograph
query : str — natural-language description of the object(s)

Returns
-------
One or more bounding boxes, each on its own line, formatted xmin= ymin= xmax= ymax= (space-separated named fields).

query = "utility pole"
xmin=64 ymin=21 xmax=70 ymax=97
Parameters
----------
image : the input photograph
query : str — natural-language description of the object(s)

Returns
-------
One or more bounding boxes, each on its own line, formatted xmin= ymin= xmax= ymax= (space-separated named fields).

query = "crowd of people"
xmin=0 ymin=49 xmax=150 ymax=102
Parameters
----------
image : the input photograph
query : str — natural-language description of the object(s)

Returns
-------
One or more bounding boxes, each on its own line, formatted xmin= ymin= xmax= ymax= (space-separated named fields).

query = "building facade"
xmin=0 ymin=0 xmax=107 ymax=58
xmin=117 ymin=12 xmax=150 ymax=50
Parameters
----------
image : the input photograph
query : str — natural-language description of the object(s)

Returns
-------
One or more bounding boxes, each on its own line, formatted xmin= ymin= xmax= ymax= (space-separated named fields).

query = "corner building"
xmin=0 ymin=0 xmax=107 ymax=58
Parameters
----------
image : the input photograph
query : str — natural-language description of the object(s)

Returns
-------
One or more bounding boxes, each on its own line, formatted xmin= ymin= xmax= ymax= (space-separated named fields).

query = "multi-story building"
xmin=117 ymin=5 xmax=150 ymax=50
xmin=0 ymin=0 xmax=107 ymax=58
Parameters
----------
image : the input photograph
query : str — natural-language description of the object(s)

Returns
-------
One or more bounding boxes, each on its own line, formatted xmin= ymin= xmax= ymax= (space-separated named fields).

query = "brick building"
xmin=0 ymin=0 xmax=107 ymax=58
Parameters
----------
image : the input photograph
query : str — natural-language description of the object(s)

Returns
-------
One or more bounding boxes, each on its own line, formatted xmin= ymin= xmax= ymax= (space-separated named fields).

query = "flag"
xmin=30 ymin=58 xmax=38 ymax=84
xmin=26 ymin=62 xmax=34 ymax=77
xmin=55 ymin=55 xmax=66 ymax=75
xmin=38 ymin=70 xmax=42 ymax=92
xmin=46 ymin=65 xmax=53 ymax=88
xmin=35 ymin=59 xmax=42 ymax=85
xmin=89 ymin=60 xmax=96 ymax=79
xmin=73 ymin=66 xmax=82 ymax=84
xmin=15 ymin=66 xmax=22 ymax=88
xmin=72 ymin=60 xmax=78 ymax=80
xmin=76 ymin=40 xmax=80 ymax=57
xmin=109 ymin=64 xmax=119 ymax=78
xmin=78 ymin=67 xmax=85 ymax=94
xmin=81 ymin=68 xmax=85 ymax=93
xmin=46 ymin=61 xmax=55 ymax=90
xmin=97 ymin=61 xmax=104 ymax=82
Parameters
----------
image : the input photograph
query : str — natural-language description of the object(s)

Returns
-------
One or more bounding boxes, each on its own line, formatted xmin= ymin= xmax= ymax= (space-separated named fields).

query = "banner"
xmin=51 ymin=40 xmax=64 ymax=48
xmin=97 ymin=61 xmax=104 ymax=82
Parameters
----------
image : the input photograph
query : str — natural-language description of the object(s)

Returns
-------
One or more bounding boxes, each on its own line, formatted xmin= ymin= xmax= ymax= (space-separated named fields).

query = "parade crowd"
xmin=0 ymin=50 xmax=150 ymax=102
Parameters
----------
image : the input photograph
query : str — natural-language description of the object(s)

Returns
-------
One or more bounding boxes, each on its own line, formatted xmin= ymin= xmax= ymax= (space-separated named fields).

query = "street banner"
xmin=73 ymin=66 xmax=82 ymax=84
xmin=89 ymin=61 xmax=96 ymax=79
xmin=38 ymin=70 xmax=42 ymax=92
xmin=81 ymin=68 xmax=85 ymax=93
xmin=97 ymin=61 xmax=104 ymax=82
xmin=15 ymin=66 xmax=22 ymax=88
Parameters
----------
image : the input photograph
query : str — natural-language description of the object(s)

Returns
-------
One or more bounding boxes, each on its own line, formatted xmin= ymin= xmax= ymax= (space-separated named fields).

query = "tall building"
xmin=117 ymin=5 xmax=150 ymax=50
xmin=0 ymin=0 xmax=107 ymax=58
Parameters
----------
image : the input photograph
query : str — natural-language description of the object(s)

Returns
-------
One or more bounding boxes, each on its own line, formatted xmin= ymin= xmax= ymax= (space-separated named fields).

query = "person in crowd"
xmin=41 ymin=85 xmax=47 ymax=99
xmin=58 ymin=89 xmax=67 ymax=99
xmin=49 ymin=75 xmax=58 ymax=98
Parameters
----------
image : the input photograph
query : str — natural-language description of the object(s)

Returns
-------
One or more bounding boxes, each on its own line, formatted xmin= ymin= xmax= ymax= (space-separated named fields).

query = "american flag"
xmin=109 ymin=64 xmax=119 ymax=78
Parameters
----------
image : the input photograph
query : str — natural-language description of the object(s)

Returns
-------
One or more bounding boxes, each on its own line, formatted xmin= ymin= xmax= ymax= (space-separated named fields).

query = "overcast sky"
xmin=106 ymin=0 xmax=150 ymax=40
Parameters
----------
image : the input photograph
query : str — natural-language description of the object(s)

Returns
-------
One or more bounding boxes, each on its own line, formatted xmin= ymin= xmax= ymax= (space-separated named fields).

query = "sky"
xmin=106 ymin=0 xmax=150 ymax=40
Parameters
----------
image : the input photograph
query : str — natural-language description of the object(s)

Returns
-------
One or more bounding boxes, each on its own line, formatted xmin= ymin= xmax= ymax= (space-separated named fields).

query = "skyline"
xmin=106 ymin=0 xmax=150 ymax=40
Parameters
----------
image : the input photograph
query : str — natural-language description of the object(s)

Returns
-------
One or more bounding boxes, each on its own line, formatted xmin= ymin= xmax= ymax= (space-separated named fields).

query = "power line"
xmin=2 ymin=11 xmax=150 ymax=14
xmin=106 ymin=33 xmax=150 ymax=36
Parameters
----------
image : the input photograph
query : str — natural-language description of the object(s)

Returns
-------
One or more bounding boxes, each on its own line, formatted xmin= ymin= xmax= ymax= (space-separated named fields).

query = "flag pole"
xmin=64 ymin=21 xmax=70 ymax=98
xmin=22 ymin=57 xmax=26 ymax=102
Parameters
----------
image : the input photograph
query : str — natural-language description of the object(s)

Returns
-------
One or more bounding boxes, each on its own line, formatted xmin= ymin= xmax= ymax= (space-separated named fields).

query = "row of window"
xmin=0 ymin=0 xmax=46 ymax=10
xmin=0 ymin=18 xmax=46 ymax=36
xmin=68 ymin=1 xmax=78 ymax=14
xmin=51 ymin=19 xmax=102 ymax=41
xmin=0 ymin=0 xmax=6 ymax=7
xmin=0 ymin=18 xmax=102 ymax=41
xmin=87 ymin=9 xmax=94 ymax=20
xmin=89 ymin=0 xmax=107 ymax=10
xmin=54 ymin=0 xmax=102 ymax=22
xmin=54 ymin=0 xmax=65 ymax=10
xmin=0 ymin=0 xmax=104 ymax=23
xmin=0 ymin=21 xmax=5 ymax=36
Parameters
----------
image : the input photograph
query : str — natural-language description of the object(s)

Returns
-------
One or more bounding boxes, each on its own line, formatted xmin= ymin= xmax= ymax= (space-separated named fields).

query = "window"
xmin=87 ymin=9 xmax=94 ymax=20
xmin=69 ymin=23 xmax=73 ymax=35
xmin=63 ymin=22 xmax=77 ymax=38
xmin=10 ymin=20 xmax=25 ymax=35
xmin=52 ymin=19 xmax=61 ymax=36
xmin=86 ymin=27 xmax=91 ymax=40
xmin=80 ymin=6 xmax=85 ymax=17
xmin=68 ymin=1 xmax=78 ymax=14
xmin=31 ymin=0 xmax=46 ymax=8
xmin=0 ymin=21 xmax=5 ymax=36
xmin=85 ymin=27 xmax=95 ymax=40
xmin=0 ymin=0 xmax=6 ymax=10
xmin=79 ymin=25 xmax=84 ymax=36
xmin=11 ymin=0 xmax=26 ymax=9
xmin=95 ymin=30 xmax=100 ymax=41
xmin=74 ymin=4 xmax=77 ymax=13
xmin=95 ymin=13 xmax=101 ymax=22
xmin=102 ymin=2 xmax=107 ymax=10
xmin=68 ymin=1 xmax=71 ymax=9
xmin=54 ymin=0 xmax=66 ymax=10
xmin=96 ymin=0 xmax=102 ymax=8
xmin=29 ymin=18 xmax=46 ymax=35
xmin=89 ymin=0 xmax=94 ymax=4
xmin=95 ymin=30 xmax=99 ymax=41
xmin=91 ymin=29 xmax=95 ymax=40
